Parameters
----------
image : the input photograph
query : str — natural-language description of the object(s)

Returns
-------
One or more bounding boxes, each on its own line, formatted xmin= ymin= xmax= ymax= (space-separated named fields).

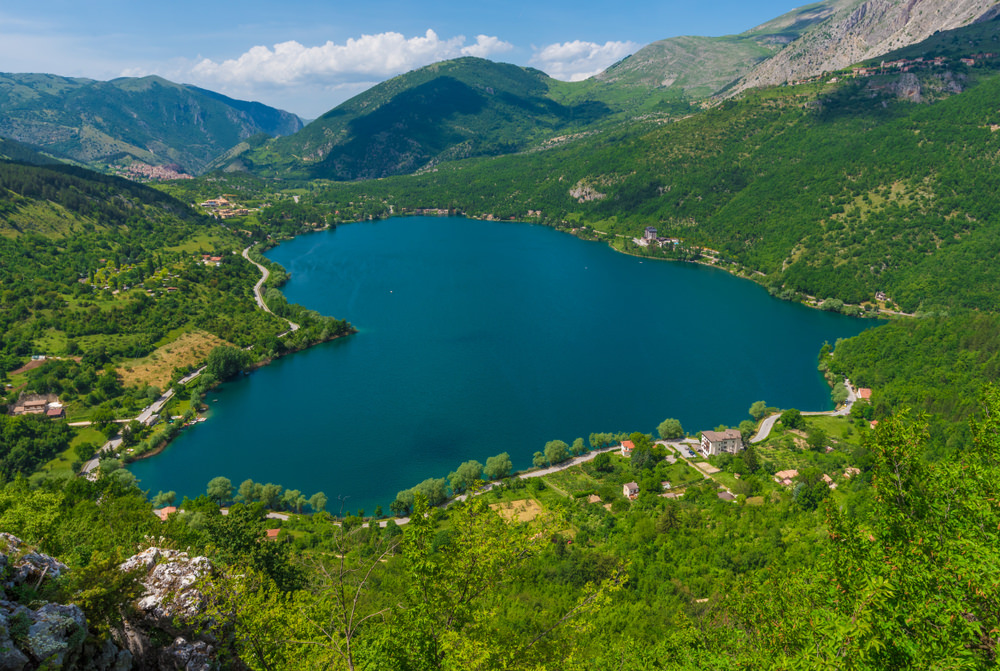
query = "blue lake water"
xmin=130 ymin=216 xmax=877 ymax=511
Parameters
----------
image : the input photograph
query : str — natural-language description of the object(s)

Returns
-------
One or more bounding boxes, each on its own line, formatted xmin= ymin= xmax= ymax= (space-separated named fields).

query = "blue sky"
xmin=1 ymin=0 xmax=806 ymax=117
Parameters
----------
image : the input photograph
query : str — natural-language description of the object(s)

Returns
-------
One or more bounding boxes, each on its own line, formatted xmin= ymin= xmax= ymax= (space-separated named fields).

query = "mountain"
xmin=286 ymin=29 xmax=1000 ymax=316
xmin=584 ymin=0 xmax=862 ymax=103
xmin=732 ymin=0 xmax=1000 ymax=93
xmin=0 ymin=73 xmax=304 ymax=174
xmin=235 ymin=58 xmax=613 ymax=180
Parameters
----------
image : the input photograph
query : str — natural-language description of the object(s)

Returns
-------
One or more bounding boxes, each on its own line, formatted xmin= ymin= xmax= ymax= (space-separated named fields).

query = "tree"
xmin=261 ymin=483 xmax=283 ymax=509
xmin=807 ymin=427 xmax=827 ymax=451
xmin=448 ymin=460 xmax=483 ymax=494
xmin=207 ymin=476 xmax=233 ymax=506
xmin=205 ymin=345 xmax=253 ymax=381
xmin=152 ymin=490 xmax=176 ymax=507
xmin=532 ymin=451 xmax=547 ymax=468
xmin=309 ymin=491 xmax=328 ymax=513
xmin=238 ymin=479 xmax=262 ymax=503
xmin=749 ymin=401 xmax=768 ymax=422
xmin=544 ymin=440 xmax=570 ymax=466
xmin=282 ymin=489 xmax=302 ymax=512
xmin=592 ymin=452 xmax=612 ymax=473
xmin=571 ymin=437 xmax=587 ymax=455
xmin=738 ymin=419 xmax=757 ymax=441
xmin=483 ymin=452 xmax=513 ymax=480
xmin=779 ymin=408 xmax=804 ymax=430
xmin=657 ymin=418 xmax=683 ymax=440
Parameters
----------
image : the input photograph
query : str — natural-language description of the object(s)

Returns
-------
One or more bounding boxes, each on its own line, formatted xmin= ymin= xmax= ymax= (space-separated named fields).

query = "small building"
xmin=717 ymin=491 xmax=737 ymax=502
xmin=822 ymin=474 xmax=837 ymax=490
xmin=265 ymin=528 xmax=281 ymax=540
xmin=857 ymin=388 xmax=873 ymax=400
xmin=843 ymin=467 xmax=861 ymax=479
xmin=45 ymin=405 xmax=65 ymax=419
xmin=154 ymin=506 xmax=178 ymax=522
xmin=700 ymin=429 xmax=744 ymax=456
xmin=661 ymin=481 xmax=672 ymax=490
xmin=620 ymin=440 xmax=635 ymax=457
xmin=774 ymin=469 xmax=799 ymax=486
xmin=623 ymin=482 xmax=639 ymax=500
xmin=587 ymin=494 xmax=602 ymax=504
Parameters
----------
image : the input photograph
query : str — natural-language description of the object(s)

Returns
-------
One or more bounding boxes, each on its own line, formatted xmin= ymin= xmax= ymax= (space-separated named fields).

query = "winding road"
xmin=750 ymin=378 xmax=859 ymax=443
xmin=241 ymin=245 xmax=300 ymax=335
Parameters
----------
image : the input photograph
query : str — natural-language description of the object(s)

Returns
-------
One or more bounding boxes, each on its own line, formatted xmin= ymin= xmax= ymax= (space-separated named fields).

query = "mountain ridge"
xmin=0 ymin=73 xmax=304 ymax=174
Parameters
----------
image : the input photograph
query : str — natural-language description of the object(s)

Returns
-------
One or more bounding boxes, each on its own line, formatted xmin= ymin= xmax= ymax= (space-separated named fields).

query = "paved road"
xmin=750 ymin=378 xmax=858 ymax=444
xmin=242 ymin=246 xmax=300 ymax=335
xmin=79 ymin=368 xmax=207 ymax=479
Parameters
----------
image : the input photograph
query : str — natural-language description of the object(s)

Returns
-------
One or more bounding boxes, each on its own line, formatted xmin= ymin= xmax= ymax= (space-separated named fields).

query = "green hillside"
xmin=0 ymin=73 xmax=304 ymax=174
xmin=240 ymin=57 xmax=615 ymax=180
xmin=0 ymin=161 xmax=349 ymax=466
xmin=285 ymin=51 xmax=1000 ymax=316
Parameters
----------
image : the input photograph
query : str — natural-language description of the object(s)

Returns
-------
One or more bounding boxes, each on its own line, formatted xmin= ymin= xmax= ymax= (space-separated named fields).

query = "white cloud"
xmin=120 ymin=29 xmax=513 ymax=117
xmin=180 ymin=30 xmax=512 ymax=86
xmin=530 ymin=40 xmax=638 ymax=81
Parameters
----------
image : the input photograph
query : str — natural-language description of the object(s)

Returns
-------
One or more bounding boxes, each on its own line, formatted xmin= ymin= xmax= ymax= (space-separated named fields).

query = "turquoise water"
xmin=130 ymin=217 xmax=877 ymax=512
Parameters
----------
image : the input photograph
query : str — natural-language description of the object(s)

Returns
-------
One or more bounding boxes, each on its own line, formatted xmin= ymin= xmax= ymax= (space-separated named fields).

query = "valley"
xmin=0 ymin=1 xmax=999 ymax=668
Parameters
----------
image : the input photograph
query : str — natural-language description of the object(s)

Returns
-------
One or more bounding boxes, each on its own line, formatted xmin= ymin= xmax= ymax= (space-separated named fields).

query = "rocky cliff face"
xmin=732 ymin=0 xmax=999 ymax=94
xmin=0 ymin=533 xmax=132 ymax=670
xmin=0 ymin=535 xmax=227 ymax=671
xmin=118 ymin=547 xmax=219 ymax=671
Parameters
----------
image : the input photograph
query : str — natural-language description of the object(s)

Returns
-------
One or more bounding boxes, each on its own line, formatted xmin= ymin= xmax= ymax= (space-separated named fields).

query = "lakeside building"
xmin=700 ymin=429 xmax=744 ymax=456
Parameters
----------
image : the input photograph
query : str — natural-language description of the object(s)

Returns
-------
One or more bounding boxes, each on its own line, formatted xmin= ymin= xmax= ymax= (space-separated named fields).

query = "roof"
xmin=587 ymin=494 xmax=601 ymax=504
xmin=621 ymin=440 xmax=635 ymax=450
xmin=857 ymin=388 xmax=873 ymax=399
xmin=624 ymin=482 xmax=639 ymax=491
xmin=717 ymin=492 xmax=737 ymax=501
xmin=265 ymin=528 xmax=280 ymax=539
xmin=154 ymin=506 xmax=177 ymax=521
xmin=774 ymin=469 xmax=799 ymax=479
xmin=702 ymin=429 xmax=742 ymax=442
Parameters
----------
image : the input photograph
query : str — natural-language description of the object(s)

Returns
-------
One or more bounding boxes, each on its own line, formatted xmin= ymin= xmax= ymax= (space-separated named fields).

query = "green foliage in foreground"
xmin=0 ymin=386 xmax=998 ymax=668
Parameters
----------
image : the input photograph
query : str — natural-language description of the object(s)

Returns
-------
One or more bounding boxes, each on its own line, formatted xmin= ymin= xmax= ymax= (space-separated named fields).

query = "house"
xmin=620 ymin=440 xmax=635 ymax=457
xmin=870 ymin=419 xmax=879 ymax=429
xmin=700 ymin=429 xmax=743 ymax=456
xmin=154 ymin=506 xmax=178 ymax=522
xmin=661 ymin=481 xmax=672 ymax=490
xmin=265 ymin=528 xmax=281 ymax=540
xmin=45 ymin=405 xmax=65 ymax=419
xmin=623 ymin=482 xmax=640 ymax=500
xmin=774 ymin=469 xmax=798 ymax=487
xmin=643 ymin=226 xmax=657 ymax=241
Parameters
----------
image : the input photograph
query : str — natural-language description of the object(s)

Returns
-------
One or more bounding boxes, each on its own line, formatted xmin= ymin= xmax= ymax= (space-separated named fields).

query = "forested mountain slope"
xmin=0 ymin=73 xmax=303 ymax=174
xmin=292 ymin=47 xmax=1000 ymax=315
xmin=238 ymin=58 xmax=614 ymax=180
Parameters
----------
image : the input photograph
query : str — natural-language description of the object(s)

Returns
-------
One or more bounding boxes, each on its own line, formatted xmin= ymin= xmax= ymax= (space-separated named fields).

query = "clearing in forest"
xmin=490 ymin=499 xmax=544 ymax=523
xmin=117 ymin=329 xmax=229 ymax=388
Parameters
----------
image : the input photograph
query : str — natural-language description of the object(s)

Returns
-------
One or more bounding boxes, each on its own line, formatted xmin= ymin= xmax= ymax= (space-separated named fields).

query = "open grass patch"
xmin=490 ymin=498 xmax=544 ymax=523
xmin=541 ymin=465 xmax=600 ymax=496
xmin=117 ymin=329 xmax=229 ymax=389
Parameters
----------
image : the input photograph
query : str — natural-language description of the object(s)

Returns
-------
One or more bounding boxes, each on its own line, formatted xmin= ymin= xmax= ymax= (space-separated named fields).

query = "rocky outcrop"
xmin=119 ymin=548 xmax=219 ymax=671
xmin=732 ymin=0 xmax=999 ymax=94
xmin=0 ymin=534 xmax=132 ymax=670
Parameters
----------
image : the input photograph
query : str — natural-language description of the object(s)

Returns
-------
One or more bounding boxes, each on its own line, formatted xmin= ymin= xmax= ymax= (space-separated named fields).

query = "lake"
xmin=129 ymin=216 xmax=877 ymax=512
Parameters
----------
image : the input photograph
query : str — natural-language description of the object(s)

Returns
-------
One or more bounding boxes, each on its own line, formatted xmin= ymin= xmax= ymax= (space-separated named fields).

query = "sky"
xmin=0 ymin=0 xmax=806 ymax=119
